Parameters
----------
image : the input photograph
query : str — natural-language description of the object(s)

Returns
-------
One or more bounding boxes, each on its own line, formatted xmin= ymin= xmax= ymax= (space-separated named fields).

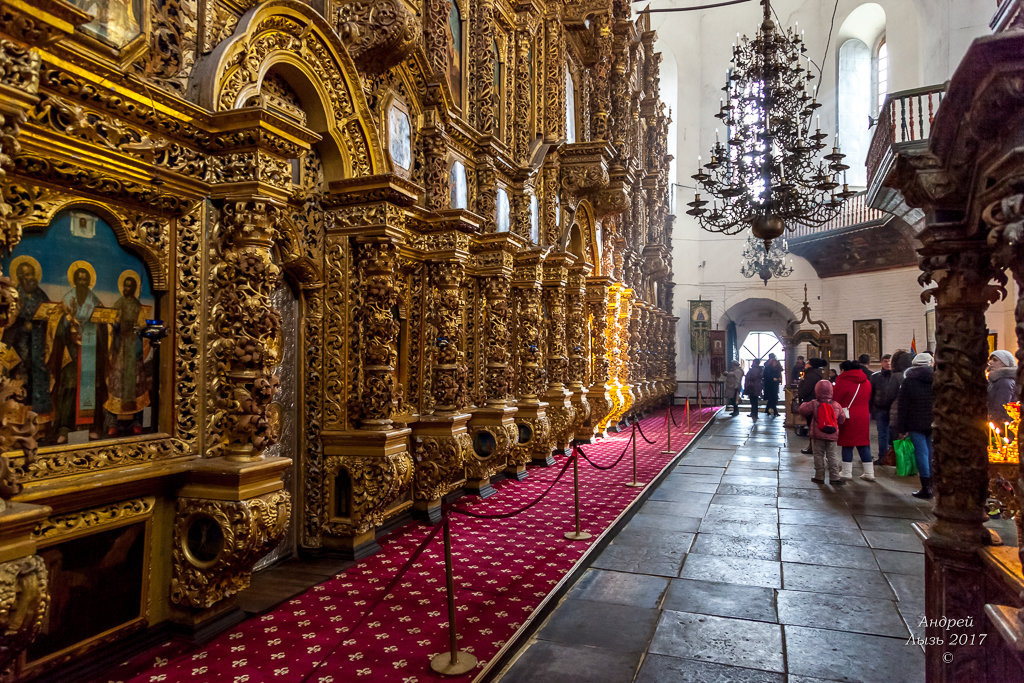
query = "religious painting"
xmin=1 ymin=210 xmax=158 ymax=446
xmin=70 ymin=0 xmax=143 ymax=48
xmin=28 ymin=521 xmax=146 ymax=664
xmin=829 ymin=333 xmax=848 ymax=362
xmin=387 ymin=105 xmax=412 ymax=171
xmin=989 ymin=332 xmax=998 ymax=356
xmin=853 ymin=319 xmax=882 ymax=362
xmin=689 ymin=299 xmax=711 ymax=355
xmin=446 ymin=3 xmax=463 ymax=106
xmin=710 ymin=329 xmax=726 ymax=377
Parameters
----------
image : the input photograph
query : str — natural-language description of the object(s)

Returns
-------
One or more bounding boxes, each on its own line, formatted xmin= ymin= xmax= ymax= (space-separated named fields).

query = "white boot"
xmin=841 ymin=461 xmax=853 ymax=480
xmin=860 ymin=460 xmax=876 ymax=482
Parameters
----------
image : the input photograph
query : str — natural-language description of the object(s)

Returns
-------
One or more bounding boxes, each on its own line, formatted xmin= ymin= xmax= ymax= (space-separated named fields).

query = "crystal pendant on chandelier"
xmin=740 ymin=231 xmax=794 ymax=285
xmin=686 ymin=0 xmax=856 ymax=248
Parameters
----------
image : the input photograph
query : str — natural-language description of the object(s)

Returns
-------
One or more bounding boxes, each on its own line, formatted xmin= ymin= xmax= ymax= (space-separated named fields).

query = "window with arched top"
xmin=876 ymin=39 xmax=888 ymax=113
xmin=449 ymin=161 xmax=468 ymax=209
xmin=838 ymin=38 xmax=871 ymax=187
xmin=495 ymin=188 xmax=511 ymax=232
xmin=566 ymin=67 xmax=577 ymax=144
xmin=529 ymin=194 xmax=539 ymax=243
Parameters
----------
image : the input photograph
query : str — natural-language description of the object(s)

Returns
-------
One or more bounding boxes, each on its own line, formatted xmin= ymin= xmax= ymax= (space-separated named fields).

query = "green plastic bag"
xmin=894 ymin=438 xmax=918 ymax=477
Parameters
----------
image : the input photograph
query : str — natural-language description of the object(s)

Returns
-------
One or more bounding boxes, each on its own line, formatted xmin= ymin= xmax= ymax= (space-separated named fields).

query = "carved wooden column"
xmin=567 ymin=264 xmax=592 ymax=441
xmin=916 ymin=233 xmax=1001 ymax=680
xmin=542 ymin=254 xmax=574 ymax=457
xmin=582 ymin=276 xmax=612 ymax=439
xmin=513 ymin=28 xmax=533 ymax=161
xmin=543 ymin=10 xmax=565 ymax=143
xmin=471 ymin=0 xmax=497 ymax=135
xmin=411 ymin=257 xmax=471 ymax=522
xmin=630 ymin=301 xmax=646 ymax=413
xmin=509 ymin=251 xmax=551 ymax=474
xmin=465 ymin=234 xmax=520 ymax=496
xmin=609 ymin=286 xmax=634 ymax=429
xmin=591 ymin=13 xmax=613 ymax=141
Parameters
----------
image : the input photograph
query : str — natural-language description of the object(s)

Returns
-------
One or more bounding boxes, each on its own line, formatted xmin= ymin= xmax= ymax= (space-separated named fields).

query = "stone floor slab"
xmin=591 ymin=541 xmax=687 ymax=578
xmin=568 ymin=569 xmax=670 ymax=608
xmin=873 ymin=550 xmax=925 ymax=575
xmin=779 ymin=524 xmax=867 ymax=547
xmin=636 ymin=653 xmax=785 ymax=683
xmin=698 ymin=520 xmax=781 ymax=539
xmin=536 ymin=600 xmax=660 ymax=653
xmin=782 ymin=563 xmax=894 ymax=600
xmin=649 ymin=610 xmax=785 ymax=673
xmin=663 ymin=578 xmax=777 ymax=623
xmin=781 ymin=540 xmax=879 ymax=570
xmin=776 ymin=590 xmax=908 ymax=638
xmin=863 ymin=530 xmax=923 ymax=553
xmin=500 ymin=640 xmax=643 ymax=683
xmin=711 ymin=494 xmax=779 ymax=509
xmin=784 ymin=625 xmax=924 ymax=682
xmin=678 ymin=554 xmax=782 ymax=588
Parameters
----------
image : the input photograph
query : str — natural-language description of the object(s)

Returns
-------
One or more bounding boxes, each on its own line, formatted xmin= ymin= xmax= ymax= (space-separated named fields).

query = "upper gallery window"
xmin=838 ymin=38 xmax=871 ymax=186
xmin=388 ymin=106 xmax=412 ymax=171
xmin=876 ymin=39 xmax=888 ymax=113
xmin=450 ymin=161 xmax=468 ymax=209
xmin=496 ymin=188 xmax=511 ymax=232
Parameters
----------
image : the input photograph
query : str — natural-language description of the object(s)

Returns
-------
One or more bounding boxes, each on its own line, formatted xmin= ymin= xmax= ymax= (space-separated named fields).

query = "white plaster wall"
xmin=651 ymin=0 xmax=996 ymax=384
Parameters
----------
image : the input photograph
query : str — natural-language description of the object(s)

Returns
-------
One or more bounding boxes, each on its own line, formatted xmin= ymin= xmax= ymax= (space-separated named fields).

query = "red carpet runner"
xmin=112 ymin=407 xmax=716 ymax=683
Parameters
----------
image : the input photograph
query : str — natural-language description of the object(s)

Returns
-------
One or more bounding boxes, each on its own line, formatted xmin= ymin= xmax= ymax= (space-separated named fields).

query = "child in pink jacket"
xmin=798 ymin=380 xmax=848 ymax=486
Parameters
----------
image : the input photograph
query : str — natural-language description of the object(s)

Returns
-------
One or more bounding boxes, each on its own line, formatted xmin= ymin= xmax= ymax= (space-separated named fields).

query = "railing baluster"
xmin=917 ymin=94 xmax=925 ymax=140
xmin=908 ymin=96 xmax=916 ymax=140
xmin=899 ymin=98 xmax=908 ymax=142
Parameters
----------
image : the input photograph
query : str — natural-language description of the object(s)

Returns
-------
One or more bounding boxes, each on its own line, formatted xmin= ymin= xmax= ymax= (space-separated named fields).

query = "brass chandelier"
xmin=686 ymin=0 xmax=855 ymax=248
xmin=740 ymin=230 xmax=793 ymax=285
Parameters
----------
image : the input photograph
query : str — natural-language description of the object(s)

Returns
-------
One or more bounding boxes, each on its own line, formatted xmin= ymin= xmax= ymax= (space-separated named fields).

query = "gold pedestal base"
xmin=624 ymin=481 xmax=646 ymax=488
xmin=430 ymin=651 xmax=478 ymax=675
xmin=564 ymin=531 xmax=592 ymax=541
xmin=660 ymin=449 xmax=674 ymax=455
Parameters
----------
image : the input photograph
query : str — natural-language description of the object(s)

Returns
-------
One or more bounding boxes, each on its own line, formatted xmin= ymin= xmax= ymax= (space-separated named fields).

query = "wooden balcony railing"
xmin=788 ymin=191 xmax=886 ymax=239
xmin=866 ymin=84 xmax=947 ymax=189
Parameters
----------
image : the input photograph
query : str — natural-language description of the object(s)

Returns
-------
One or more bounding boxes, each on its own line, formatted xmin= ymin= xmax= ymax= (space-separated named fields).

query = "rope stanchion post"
xmin=430 ymin=515 xmax=478 ymax=676
xmin=684 ymin=397 xmax=692 ymax=434
xmin=661 ymin=405 xmax=673 ymax=454
xmin=624 ymin=422 xmax=646 ymax=488
xmin=564 ymin=446 xmax=592 ymax=541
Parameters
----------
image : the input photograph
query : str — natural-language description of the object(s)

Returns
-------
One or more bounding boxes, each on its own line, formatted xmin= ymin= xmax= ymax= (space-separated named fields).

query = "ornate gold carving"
xmin=208 ymin=199 xmax=286 ymax=460
xmin=10 ymin=436 xmax=179 ymax=482
xmin=325 ymin=451 xmax=412 ymax=536
xmin=430 ymin=261 xmax=468 ymax=414
xmin=336 ymin=0 xmax=418 ymax=73
xmin=33 ymin=497 xmax=154 ymax=541
xmin=411 ymin=431 xmax=470 ymax=501
xmin=353 ymin=238 xmax=401 ymax=429
xmin=170 ymin=490 xmax=291 ymax=609
xmin=0 ymin=554 xmax=48 ymax=674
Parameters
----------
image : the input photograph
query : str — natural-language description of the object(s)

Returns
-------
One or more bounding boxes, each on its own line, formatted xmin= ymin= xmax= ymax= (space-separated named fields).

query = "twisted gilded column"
xmin=567 ymin=265 xmax=592 ymax=441
xmin=542 ymin=254 xmax=574 ymax=456
xmin=509 ymin=253 xmax=550 ymax=473
xmin=599 ymin=283 xmax=623 ymax=432
xmin=583 ymin=276 xmax=612 ymax=439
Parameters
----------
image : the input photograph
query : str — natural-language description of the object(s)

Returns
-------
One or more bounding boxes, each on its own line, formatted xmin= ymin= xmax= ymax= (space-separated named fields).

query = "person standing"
xmin=791 ymin=355 xmax=806 ymax=383
xmin=797 ymin=357 xmax=828 ymax=454
xmin=798 ymin=379 xmax=847 ymax=486
xmin=723 ymin=360 xmax=744 ymax=416
xmin=987 ymin=350 xmax=1017 ymax=425
xmin=896 ymin=352 xmax=935 ymax=499
xmin=745 ymin=359 xmax=764 ymax=422
xmin=834 ymin=359 xmax=874 ymax=481
xmin=869 ymin=354 xmax=899 ymax=462
xmin=762 ymin=353 xmax=783 ymax=417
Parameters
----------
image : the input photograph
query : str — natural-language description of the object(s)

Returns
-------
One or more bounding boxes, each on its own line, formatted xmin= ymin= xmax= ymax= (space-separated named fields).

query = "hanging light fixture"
xmin=686 ymin=0 xmax=856 ymax=248
xmin=740 ymin=231 xmax=794 ymax=285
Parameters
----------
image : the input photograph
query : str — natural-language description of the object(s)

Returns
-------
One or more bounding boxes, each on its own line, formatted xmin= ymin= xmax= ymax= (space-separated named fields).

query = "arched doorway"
xmin=739 ymin=330 xmax=785 ymax=381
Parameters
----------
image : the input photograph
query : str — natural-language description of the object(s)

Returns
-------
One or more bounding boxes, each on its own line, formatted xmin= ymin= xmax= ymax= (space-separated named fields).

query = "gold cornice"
xmin=207 ymin=107 xmax=323 ymax=150
xmin=325 ymin=173 xmax=422 ymax=207
xmin=0 ymin=0 xmax=91 ymax=43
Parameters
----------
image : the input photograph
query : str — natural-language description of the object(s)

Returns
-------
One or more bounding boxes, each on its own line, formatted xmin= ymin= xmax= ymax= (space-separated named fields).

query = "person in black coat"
xmin=745 ymin=359 xmax=764 ymax=421
xmin=895 ymin=353 xmax=934 ymax=499
xmin=869 ymin=354 xmax=899 ymax=461
xmin=762 ymin=353 xmax=783 ymax=417
xmin=797 ymin=358 xmax=828 ymax=453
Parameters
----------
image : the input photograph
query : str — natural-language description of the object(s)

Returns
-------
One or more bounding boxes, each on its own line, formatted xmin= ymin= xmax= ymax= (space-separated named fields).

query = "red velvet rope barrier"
xmin=634 ymin=420 xmax=657 ymax=445
xmin=575 ymin=430 xmax=634 ymax=470
xmin=670 ymin=404 xmax=684 ymax=428
xmin=449 ymin=454 xmax=576 ymax=520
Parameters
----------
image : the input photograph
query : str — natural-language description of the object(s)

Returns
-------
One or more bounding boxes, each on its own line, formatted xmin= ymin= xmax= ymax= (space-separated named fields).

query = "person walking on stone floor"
xmin=762 ymin=353 xmax=783 ymax=417
xmin=834 ymin=359 xmax=875 ymax=482
xmin=988 ymin=349 xmax=1018 ymax=426
xmin=799 ymin=379 xmax=847 ymax=486
xmin=724 ymin=360 xmax=744 ymax=416
xmin=870 ymin=354 xmax=899 ymax=463
xmin=896 ymin=352 xmax=935 ymax=499
xmin=888 ymin=349 xmax=914 ymax=432
xmin=745 ymin=358 xmax=764 ymax=422
xmin=798 ymin=357 xmax=828 ymax=454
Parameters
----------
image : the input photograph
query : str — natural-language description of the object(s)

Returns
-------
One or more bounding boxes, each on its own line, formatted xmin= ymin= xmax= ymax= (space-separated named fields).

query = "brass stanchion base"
xmin=623 ymin=481 xmax=646 ymax=488
xmin=660 ymin=449 xmax=674 ymax=454
xmin=564 ymin=530 xmax=593 ymax=541
xmin=430 ymin=651 xmax=478 ymax=675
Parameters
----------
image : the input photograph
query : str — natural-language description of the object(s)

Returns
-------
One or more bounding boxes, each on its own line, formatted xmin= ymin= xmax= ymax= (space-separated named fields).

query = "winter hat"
xmin=808 ymin=357 xmax=829 ymax=369
xmin=990 ymin=350 xmax=1016 ymax=368
xmin=912 ymin=352 xmax=934 ymax=367
xmin=814 ymin=379 xmax=834 ymax=400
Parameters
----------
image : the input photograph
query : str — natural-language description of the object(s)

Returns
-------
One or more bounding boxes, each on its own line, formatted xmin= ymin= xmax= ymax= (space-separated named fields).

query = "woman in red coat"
xmin=833 ymin=359 xmax=875 ymax=481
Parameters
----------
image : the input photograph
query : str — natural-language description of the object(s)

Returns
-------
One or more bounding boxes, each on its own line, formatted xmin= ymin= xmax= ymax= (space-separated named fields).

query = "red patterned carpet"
xmin=111 ymin=406 xmax=716 ymax=683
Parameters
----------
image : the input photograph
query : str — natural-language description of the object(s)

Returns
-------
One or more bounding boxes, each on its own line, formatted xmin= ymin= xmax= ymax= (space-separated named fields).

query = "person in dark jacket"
xmin=988 ymin=350 xmax=1018 ymax=426
xmin=762 ymin=354 xmax=783 ymax=417
xmin=869 ymin=354 xmax=899 ymax=461
xmin=858 ymin=353 xmax=872 ymax=373
xmin=834 ymin=360 xmax=874 ymax=481
xmin=888 ymin=350 xmax=914 ymax=431
xmin=797 ymin=358 xmax=828 ymax=454
xmin=723 ymin=361 xmax=744 ymax=416
xmin=745 ymin=359 xmax=764 ymax=421
xmin=896 ymin=352 xmax=935 ymax=499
